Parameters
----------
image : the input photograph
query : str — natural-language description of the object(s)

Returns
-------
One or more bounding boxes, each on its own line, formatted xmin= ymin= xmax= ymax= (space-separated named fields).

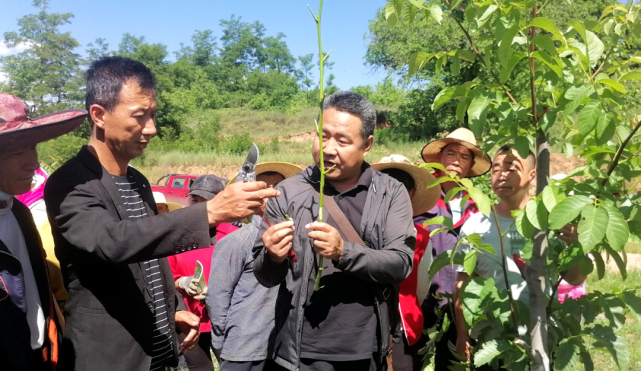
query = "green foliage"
xmin=386 ymin=0 xmax=641 ymax=369
xmin=37 ymin=134 xmax=87 ymax=173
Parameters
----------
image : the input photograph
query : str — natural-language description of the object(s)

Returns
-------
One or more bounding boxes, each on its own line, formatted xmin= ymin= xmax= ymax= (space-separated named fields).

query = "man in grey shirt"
xmin=207 ymin=163 xmax=302 ymax=371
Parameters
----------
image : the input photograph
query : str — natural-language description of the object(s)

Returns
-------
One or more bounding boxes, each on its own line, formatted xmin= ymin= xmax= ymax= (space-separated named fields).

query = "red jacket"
xmin=167 ymin=223 xmax=239 ymax=332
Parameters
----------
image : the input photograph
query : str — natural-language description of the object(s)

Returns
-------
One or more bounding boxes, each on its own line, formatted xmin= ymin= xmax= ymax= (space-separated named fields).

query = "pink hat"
xmin=0 ymin=93 xmax=87 ymax=153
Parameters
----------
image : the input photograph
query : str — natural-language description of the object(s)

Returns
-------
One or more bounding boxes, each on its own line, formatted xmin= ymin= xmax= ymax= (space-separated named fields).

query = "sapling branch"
xmin=310 ymin=0 xmax=328 ymax=291
xmin=490 ymin=205 xmax=521 ymax=334
xmin=600 ymin=118 xmax=641 ymax=188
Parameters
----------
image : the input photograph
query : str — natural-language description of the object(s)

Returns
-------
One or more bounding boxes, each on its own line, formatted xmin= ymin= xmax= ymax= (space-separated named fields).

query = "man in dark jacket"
xmin=253 ymin=91 xmax=416 ymax=371
xmin=0 ymin=93 xmax=87 ymax=370
xmin=44 ymin=56 xmax=279 ymax=371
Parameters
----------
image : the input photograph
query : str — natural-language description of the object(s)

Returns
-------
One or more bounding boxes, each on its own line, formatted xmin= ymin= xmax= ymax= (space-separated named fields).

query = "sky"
xmin=0 ymin=0 xmax=389 ymax=89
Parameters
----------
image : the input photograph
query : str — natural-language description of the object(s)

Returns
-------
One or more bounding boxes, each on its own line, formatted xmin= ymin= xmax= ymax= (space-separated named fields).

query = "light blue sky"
xmin=0 ymin=0 xmax=389 ymax=89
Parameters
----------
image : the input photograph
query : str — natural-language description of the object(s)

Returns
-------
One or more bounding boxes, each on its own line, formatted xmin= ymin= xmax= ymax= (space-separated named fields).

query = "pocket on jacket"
xmin=0 ymin=274 xmax=9 ymax=302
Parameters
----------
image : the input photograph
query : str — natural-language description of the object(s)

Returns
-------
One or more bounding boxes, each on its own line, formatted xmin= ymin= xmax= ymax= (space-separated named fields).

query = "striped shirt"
xmin=114 ymin=174 xmax=173 ymax=371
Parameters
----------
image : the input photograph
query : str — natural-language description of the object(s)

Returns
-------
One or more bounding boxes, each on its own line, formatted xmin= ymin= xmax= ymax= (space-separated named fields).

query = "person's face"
xmin=312 ymin=108 xmax=374 ymax=184
xmin=0 ymin=146 xmax=39 ymax=196
xmin=491 ymin=150 xmax=536 ymax=201
xmin=90 ymin=78 xmax=157 ymax=162
xmin=256 ymin=172 xmax=285 ymax=215
xmin=439 ymin=143 xmax=473 ymax=178
xmin=189 ymin=194 xmax=207 ymax=206
xmin=157 ymin=204 xmax=169 ymax=214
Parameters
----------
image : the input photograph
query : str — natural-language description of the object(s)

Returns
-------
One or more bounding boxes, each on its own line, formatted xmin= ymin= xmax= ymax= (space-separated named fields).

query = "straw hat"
xmin=227 ymin=162 xmax=304 ymax=184
xmin=372 ymin=155 xmax=440 ymax=216
xmin=152 ymin=192 xmax=182 ymax=212
xmin=420 ymin=128 xmax=491 ymax=177
xmin=0 ymin=93 xmax=87 ymax=153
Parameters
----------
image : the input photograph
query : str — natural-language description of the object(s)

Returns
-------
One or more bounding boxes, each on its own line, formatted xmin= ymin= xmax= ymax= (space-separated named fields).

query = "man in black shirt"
xmin=254 ymin=91 xmax=416 ymax=371
xmin=45 ymin=56 xmax=280 ymax=371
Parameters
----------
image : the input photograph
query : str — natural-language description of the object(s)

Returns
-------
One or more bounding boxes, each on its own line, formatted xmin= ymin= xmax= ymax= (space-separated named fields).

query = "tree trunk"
xmin=527 ymin=131 xmax=551 ymax=371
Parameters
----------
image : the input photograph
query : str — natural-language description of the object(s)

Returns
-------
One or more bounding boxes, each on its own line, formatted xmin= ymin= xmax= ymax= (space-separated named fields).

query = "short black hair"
xmin=85 ymin=56 xmax=156 ymax=125
xmin=323 ymin=91 xmax=376 ymax=142
xmin=259 ymin=171 xmax=284 ymax=177
xmin=494 ymin=144 xmax=536 ymax=170
xmin=381 ymin=168 xmax=416 ymax=192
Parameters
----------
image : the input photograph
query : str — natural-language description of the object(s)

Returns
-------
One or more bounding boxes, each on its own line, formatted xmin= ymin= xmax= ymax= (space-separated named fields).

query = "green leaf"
xmin=593 ymin=251 xmax=605 ymax=279
xmin=385 ymin=1 xmax=399 ymax=26
xmin=563 ymin=142 xmax=574 ymax=158
xmin=462 ymin=277 xmax=496 ymax=327
xmin=450 ymin=55 xmax=460 ymax=75
xmin=603 ymin=204 xmax=629 ymax=252
xmin=464 ymin=250 xmax=477 ymax=275
xmin=428 ymin=4 xmax=443 ymax=24
xmin=476 ymin=5 xmax=498 ymax=28
xmin=549 ymin=195 xmax=592 ymax=230
xmin=464 ymin=233 xmax=482 ymax=248
xmin=585 ymin=31 xmax=605 ymax=67
xmin=605 ymin=245 xmax=627 ymax=280
xmin=467 ymin=95 xmax=489 ymax=121
xmin=595 ymin=112 xmax=615 ymax=146
xmin=554 ymin=339 xmax=581 ymax=371
xmin=531 ymin=34 xmax=557 ymax=56
xmin=516 ymin=208 xmax=535 ymax=239
xmin=498 ymin=26 xmax=519 ymax=67
xmin=500 ymin=52 xmax=527 ymax=83
xmin=431 ymin=85 xmax=465 ymax=111
xmin=409 ymin=51 xmax=434 ymax=76
xmin=457 ymin=49 xmax=475 ymax=62
xmin=528 ymin=17 xmax=565 ymax=42
xmin=622 ymin=291 xmax=641 ymax=321
xmin=578 ymin=204 xmax=609 ymax=254
xmin=531 ymin=50 xmax=562 ymax=76
xmin=478 ymin=243 xmax=496 ymax=254
xmin=542 ymin=184 xmax=566 ymax=212
xmin=474 ymin=339 xmax=510 ymax=367
xmin=425 ymin=176 xmax=452 ymax=189
xmin=526 ymin=198 xmax=548 ymax=230
xmin=430 ymin=227 xmax=451 ymax=237
xmin=428 ymin=250 xmax=464 ymax=280
xmin=465 ymin=184 xmax=491 ymax=217
xmin=423 ymin=162 xmax=446 ymax=172
xmin=423 ymin=215 xmax=454 ymax=229
xmin=585 ymin=325 xmax=629 ymax=370
xmin=444 ymin=186 xmax=464 ymax=204
xmin=456 ymin=99 xmax=469 ymax=123
xmin=514 ymin=135 xmax=530 ymax=160
xmin=577 ymin=101 xmax=602 ymax=137
xmin=619 ymin=71 xmax=641 ymax=82
xmin=596 ymin=79 xmax=627 ymax=94
xmin=563 ymin=84 xmax=591 ymax=117
xmin=540 ymin=108 xmax=557 ymax=134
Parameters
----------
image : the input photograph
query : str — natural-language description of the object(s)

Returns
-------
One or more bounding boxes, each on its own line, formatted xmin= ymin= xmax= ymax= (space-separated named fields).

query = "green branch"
xmin=310 ymin=0 xmax=330 ymax=292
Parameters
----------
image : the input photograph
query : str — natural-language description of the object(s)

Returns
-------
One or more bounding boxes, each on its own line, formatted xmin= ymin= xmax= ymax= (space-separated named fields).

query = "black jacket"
xmin=44 ymin=146 xmax=211 ymax=371
xmin=0 ymin=199 xmax=60 ymax=371
xmin=253 ymin=166 xmax=416 ymax=370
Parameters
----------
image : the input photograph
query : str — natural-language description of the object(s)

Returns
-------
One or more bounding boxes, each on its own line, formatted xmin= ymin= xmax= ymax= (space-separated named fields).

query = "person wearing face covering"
xmin=0 ymin=92 xmax=87 ymax=370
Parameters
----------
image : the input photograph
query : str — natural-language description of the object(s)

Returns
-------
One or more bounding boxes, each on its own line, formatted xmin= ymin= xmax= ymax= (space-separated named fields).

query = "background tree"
xmin=1 ymin=0 xmax=83 ymax=115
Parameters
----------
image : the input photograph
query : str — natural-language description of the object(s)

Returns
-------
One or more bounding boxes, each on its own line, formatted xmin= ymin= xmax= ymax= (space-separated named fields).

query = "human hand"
xmin=305 ymin=222 xmax=343 ymax=261
xmin=175 ymin=310 xmax=200 ymax=352
xmin=177 ymin=276 xmax=202 ymax=297
xmin=558 ymin=223 xmax=578 ymax=245
xmin=455 ymin=336 xmax=471 ymax=362
xmin=206 ymin=182 xmax=280 ymax=226
xmin=193 ymin=284 xmax=207 ymax=301
xmin=262 ymin=221 xmax=295 ymax=264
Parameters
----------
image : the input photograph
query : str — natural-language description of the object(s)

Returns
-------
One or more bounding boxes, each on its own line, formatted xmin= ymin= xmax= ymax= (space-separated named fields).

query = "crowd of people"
xmin=0 ymin=55 xmax=587 ymax=371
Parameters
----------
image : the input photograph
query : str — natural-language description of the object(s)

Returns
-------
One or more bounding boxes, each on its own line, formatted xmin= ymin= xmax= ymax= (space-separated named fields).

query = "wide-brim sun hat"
xmin=227 ymin=162 xmax=304 ymax=185
xmin=152 ymin=191 xmax=182 ymax=212
xmin=420 ymin=128 xmax=491 ymax=177
xmin=0 ymin=93 xmax=87 ymax=153
xmin=372 ymin=155 xmax=441 ymax=216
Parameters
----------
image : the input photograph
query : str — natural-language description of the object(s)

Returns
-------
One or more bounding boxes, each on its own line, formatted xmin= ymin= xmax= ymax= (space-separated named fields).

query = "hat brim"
xmin=227 ymin=162 xmax=304 ymax=185
xmin=157 ymin=202 xmax=182 ymax=212
xmin=0 ymin=109 xmax=88 ymax=154
xmin=188 ymin=189 xmax=215 ymax=201
xmin=420 ymin=138 xmax=491 ymax=177
xmin=371 ymin=162 xmax=441 ymax=216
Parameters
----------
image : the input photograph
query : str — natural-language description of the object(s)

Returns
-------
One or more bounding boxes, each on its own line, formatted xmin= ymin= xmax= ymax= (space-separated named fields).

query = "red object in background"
xmin=167 ymin=222 xmax=240 ymax=333
xmin=150 ymin=174 xmax=199 ymax=207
